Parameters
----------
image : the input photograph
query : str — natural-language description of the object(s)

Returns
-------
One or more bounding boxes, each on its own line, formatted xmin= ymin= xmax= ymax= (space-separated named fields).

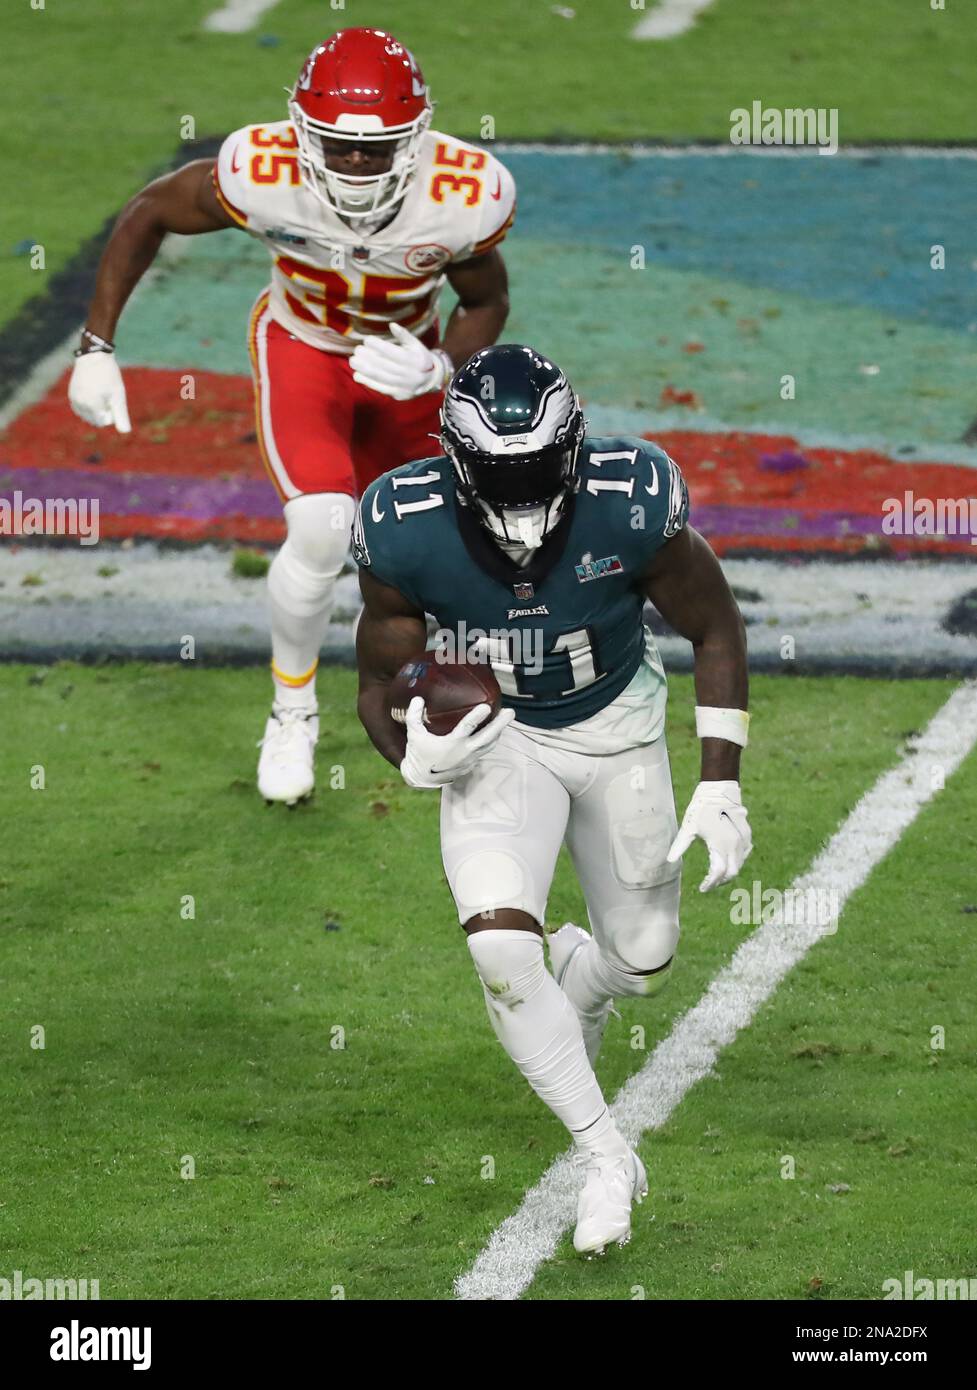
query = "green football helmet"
xmin=439 ymin=344 xmax=585 ymax=549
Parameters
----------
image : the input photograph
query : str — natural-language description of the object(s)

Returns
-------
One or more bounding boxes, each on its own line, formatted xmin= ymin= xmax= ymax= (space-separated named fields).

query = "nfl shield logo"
xmin=513 ymin=582 xmax=534 ymax=600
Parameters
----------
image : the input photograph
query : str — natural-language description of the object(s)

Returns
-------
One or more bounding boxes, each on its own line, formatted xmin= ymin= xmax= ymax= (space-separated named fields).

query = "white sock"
xmin=467 ymin=929 xmax=628 ymax=1157
xmin=267 ymin=493 xmax=355 ymax=709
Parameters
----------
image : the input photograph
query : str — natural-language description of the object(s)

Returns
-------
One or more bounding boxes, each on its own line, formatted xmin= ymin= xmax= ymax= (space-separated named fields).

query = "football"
xmin=388 ymin=654 xmax=502 ymax=736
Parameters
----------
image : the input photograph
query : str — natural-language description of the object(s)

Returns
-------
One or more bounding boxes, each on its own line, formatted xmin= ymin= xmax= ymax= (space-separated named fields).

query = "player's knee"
xmin=450 ymin=850 xmax=541 ymax=927
xmin=282 ymin=492 xmax=355 ymax=575
xmin=464 ymin=906 xmax=539 ymax=935
xmin=623 ymin=955 xmax=674 ymax=999
xmin=599 ymin=898 xmax=680 ymax=991
xmin=467 ymin=926 xmax=546 ymax=1011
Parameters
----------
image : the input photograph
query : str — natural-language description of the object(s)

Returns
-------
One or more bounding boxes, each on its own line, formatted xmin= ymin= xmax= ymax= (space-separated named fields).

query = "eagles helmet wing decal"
xmin=663 ymin=454 xmax=690 ymax=538
xmin=443 ymin=375 xmax=578 ymax=455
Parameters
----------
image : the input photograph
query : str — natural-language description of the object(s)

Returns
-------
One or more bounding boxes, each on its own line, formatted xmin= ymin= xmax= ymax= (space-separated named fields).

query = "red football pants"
xmin=247 ymin=289 xmax=444 ymax=501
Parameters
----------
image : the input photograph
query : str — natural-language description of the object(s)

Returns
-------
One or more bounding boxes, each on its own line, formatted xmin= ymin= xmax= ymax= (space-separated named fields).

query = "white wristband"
xmin=694 ymin=705 xmax=750 ymax=747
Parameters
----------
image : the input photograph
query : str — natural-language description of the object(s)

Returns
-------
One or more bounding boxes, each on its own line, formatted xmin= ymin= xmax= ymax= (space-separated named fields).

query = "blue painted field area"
xmin=503 ymin=148 xmax=976 ymax=328
xmin=118 ymin=147 xmax=977 ymax=457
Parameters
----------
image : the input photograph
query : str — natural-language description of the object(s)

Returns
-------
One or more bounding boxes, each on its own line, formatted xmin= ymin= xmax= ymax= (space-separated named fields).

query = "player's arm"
xmin=83 ymin=159 xmax=236 ymax=344
xmin=642 ymin=525 xmax=753 ymax=891
xmin=642 ymin=525 xmax=748 ymax=781
xmin=441 ymin=248 xmax=510 ymax=369
xmin=350 ymin=155 xmax=514 ymax=400
xmin=69 ymin=159 xmax=237 ymax=431
xmin=348 ymin=249 xmax=510 ymax=401
xmin=356 ymin=569 xmax=429 ymax=768
xmin=356 ymin=568 xmax=515 ymax=785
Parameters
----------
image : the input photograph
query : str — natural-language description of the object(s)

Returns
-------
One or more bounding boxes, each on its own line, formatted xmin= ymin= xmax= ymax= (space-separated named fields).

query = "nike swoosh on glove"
xmin=400 ymin=696 xmax=515 ymax=789
xmin=350 ymin=322 xmax=453 ymax=400
xmin=666 ymin=780 xmax=753 ymax=892
xmin=68 ymin=351 xmax=131 ymax=433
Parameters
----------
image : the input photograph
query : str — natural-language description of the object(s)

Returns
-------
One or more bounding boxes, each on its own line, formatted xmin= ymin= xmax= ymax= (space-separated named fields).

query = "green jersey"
xmin=353 ymin=436 xmax=689 ymax=731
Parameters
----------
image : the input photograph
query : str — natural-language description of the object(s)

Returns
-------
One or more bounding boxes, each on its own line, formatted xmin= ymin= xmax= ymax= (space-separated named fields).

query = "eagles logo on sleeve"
xmin=662 ymin=453 xmax=689 ymax=538
xmin=351 ymin=499 xmax=371 ymax=567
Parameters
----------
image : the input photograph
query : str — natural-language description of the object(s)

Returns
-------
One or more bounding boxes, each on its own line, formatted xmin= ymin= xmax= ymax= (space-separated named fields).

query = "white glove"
xmin=667 ymin=780 xmax=753 ymax=893
xmin=68 ymin=351 xmax=131 ymax=433
xmin=400 ymin=696 xmax=515 ymax=789
xmin=350 ymin=322 xmax=453 ymax=400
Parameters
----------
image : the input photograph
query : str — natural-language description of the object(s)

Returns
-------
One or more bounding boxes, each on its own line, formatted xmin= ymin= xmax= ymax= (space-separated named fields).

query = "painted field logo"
xmin=575 ymin=553 xmax=623 ymax=583
xmin=883 ymin=1270 xmax=977 ymax=1300
xmin=0 ymin=1269 xmax=100 ymax=1300
xmin=729 ymin=102 xmax=839 ymax=156
xmin=0 ymin=491 xmax=99 ymax=545
xmin=729 ymin=880 xmax=840 ymax=934
xmin=881 ymin=491 xmax=977 ymax=542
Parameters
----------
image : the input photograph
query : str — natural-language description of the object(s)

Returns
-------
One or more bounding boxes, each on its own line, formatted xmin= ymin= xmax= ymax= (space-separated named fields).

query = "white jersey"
xmin=213 ymin=121 xmax=516 ymax=354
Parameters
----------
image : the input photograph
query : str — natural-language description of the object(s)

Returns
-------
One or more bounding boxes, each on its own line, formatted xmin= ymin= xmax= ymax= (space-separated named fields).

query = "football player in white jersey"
xmin=68 ymin=28 xmax=516 ymax=804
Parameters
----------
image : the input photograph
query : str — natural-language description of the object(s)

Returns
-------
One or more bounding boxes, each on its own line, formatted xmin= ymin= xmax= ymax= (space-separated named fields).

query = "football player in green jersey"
xmin=353 ymin=345 xmax=752 ymax=1255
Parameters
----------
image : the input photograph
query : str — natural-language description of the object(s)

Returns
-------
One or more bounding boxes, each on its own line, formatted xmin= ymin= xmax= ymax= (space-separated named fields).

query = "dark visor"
xmin=464 ymin=443 xmax=572 ymax=508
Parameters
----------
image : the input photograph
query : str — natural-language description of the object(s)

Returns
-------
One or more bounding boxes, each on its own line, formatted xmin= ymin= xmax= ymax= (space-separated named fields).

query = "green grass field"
xmin=1 ymin=665 xmax=974 ymax=1300
xmin=3 ymin=0 xmax=977 ymax=326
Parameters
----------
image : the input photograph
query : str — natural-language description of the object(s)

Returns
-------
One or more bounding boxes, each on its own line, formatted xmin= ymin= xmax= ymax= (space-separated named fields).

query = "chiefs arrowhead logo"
xmin=404 ymin=242 xmax=451 ymax=274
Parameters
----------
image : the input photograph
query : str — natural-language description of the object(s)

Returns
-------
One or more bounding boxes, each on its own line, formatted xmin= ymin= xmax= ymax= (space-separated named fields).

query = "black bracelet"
xmin=74 ymin=328 xmax=115 ymax=356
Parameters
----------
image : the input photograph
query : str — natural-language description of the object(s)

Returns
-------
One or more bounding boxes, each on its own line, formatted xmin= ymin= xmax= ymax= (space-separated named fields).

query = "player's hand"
xmin=350 ymin=322 xmax=453 ymax=400
xmin=400 ymin=696 xmax=515 ymax=789
xmin=667 ymin=780 xmax=752 ymax=892
xmin=68 ymin=352 xmax=131 ymax=433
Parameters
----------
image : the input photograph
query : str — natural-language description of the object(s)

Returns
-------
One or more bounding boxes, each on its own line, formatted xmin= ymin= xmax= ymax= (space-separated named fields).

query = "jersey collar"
xmin=452 ymin=487 xmax=577 ymax=592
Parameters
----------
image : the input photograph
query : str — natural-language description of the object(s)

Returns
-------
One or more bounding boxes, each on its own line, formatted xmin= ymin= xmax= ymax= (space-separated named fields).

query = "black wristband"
xmin=75 ymin=327 xmax=115 ymax=356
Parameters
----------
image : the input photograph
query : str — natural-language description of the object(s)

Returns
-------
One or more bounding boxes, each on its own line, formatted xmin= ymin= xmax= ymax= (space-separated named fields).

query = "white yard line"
xmin=202 ymin=0 xmax=282 ymax=33
xmin=632 ymin=0 xmax=719 ymax=40
xmin=454 ymin=679 xmax=977 ymax=1300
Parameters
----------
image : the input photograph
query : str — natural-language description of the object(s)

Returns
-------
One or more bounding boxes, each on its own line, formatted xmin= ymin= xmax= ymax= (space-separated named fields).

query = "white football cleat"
xmin=573 ymin=1147 xmax=648 ymax=1256
xmin=548 ymin=922 xmax=616 ymax=1066
xmin=257 ymin=706 xmax=318 ymax=806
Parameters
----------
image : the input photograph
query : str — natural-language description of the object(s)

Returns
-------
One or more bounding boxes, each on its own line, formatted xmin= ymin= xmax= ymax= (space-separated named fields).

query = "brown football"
xmin=388 ymin=654 xmax=502 ymax=736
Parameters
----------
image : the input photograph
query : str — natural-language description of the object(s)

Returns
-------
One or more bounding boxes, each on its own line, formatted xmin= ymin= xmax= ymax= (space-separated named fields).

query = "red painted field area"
xmin=2 ymin=367 xmax=975 ymax=554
